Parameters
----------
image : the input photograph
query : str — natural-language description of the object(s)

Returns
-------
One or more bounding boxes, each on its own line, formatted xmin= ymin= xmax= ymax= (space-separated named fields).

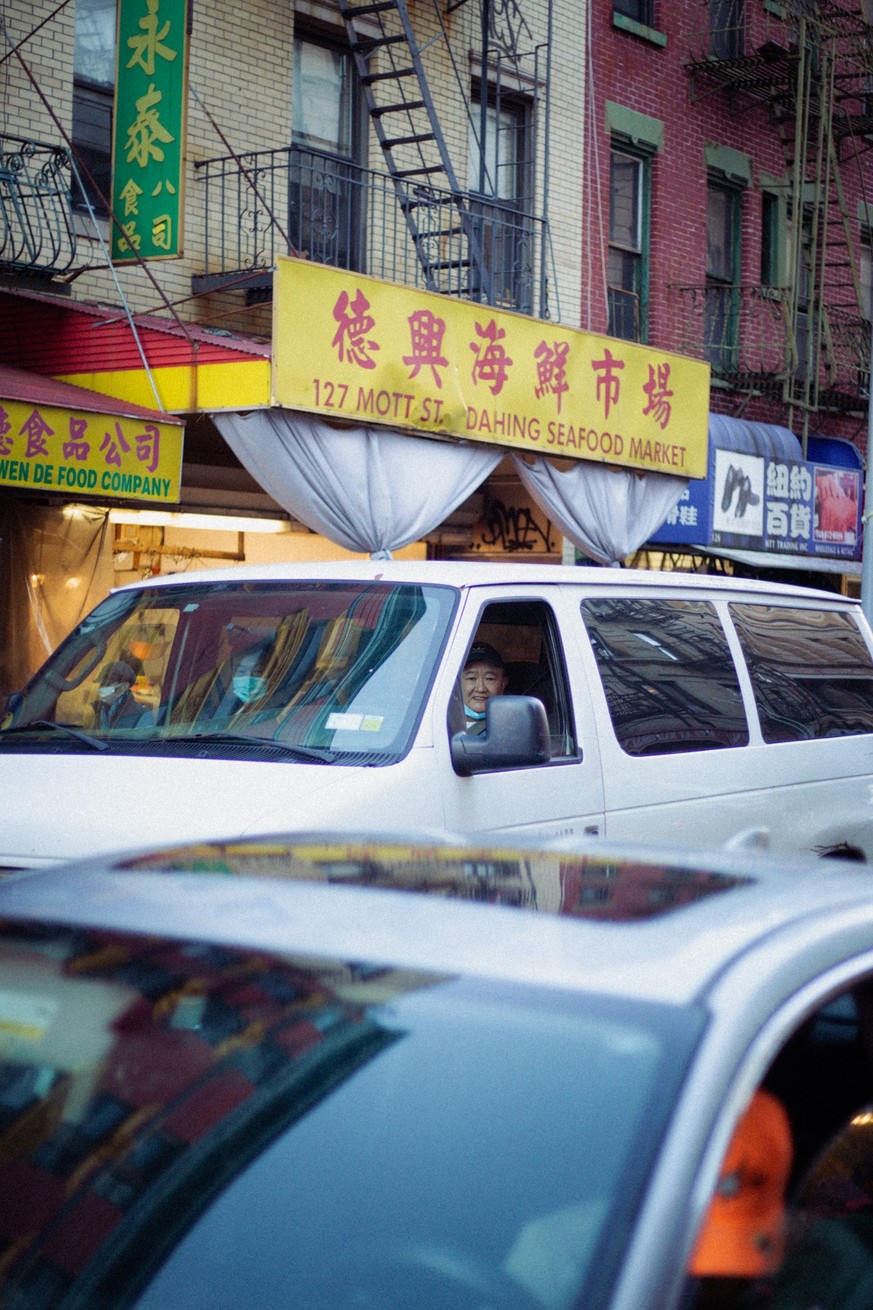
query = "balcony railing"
xmin=0 ymin=135 xmax=83 ymax=278
xmin=193 ymin=145 xmax=551 ymax=317
xmin=673 ymin=283 xmax=797 ymax=382
xmin=672 ymin=283 xmax=870 ymax=410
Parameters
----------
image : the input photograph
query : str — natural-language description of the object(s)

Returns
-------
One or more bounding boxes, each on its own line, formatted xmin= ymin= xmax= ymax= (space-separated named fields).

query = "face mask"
xmin=97 ymin=684 xmax=124 ymax=702
xmin=233 ymin=675 xmax=268 ymax=704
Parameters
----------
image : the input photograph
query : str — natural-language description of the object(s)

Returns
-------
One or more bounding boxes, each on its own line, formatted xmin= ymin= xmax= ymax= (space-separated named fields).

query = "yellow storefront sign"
xmin=0 ymin=399 xmax=183 ymax=502
xmin=273 ymin=258 xmax=711 ymax=478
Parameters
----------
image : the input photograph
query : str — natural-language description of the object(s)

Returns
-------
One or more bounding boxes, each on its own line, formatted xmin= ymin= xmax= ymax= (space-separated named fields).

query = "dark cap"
xmin=464 ymin=642 xmax=505 ymax=671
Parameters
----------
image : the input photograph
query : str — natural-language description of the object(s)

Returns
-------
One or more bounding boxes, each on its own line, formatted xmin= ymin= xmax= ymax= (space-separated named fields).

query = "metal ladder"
xmin=337 ymin=0 xmax=492 ymax=301
xmin=777 ymin=9 xmax=866 ymax=420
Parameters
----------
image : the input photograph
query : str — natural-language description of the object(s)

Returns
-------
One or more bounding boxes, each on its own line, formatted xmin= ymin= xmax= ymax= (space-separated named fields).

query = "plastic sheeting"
xmin=0 ymin=501 xmax=112 ymax=694
xmin=214 ymin=409 xmax=503 ymax=558
xmin=511 ymin=454 xmax=687 ymax=566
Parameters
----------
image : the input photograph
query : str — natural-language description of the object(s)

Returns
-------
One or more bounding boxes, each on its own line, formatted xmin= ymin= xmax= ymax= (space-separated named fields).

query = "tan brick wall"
xmin=4 ymin=1 xmax=585 ymax=329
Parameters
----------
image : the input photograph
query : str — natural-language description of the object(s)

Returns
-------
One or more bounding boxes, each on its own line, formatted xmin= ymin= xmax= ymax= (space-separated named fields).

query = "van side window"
xmin=460 ymin=600 xmax=577 ymax=759
xmin=580 ymin=599 xmax=750 ymax=756
xmin=729 ymin=604 xmax=873 ymax=743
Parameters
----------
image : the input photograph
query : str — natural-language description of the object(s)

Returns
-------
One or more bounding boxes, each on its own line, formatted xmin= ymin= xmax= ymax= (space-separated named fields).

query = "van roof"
xmin=116 ymin=559 xmax=852 ymax=605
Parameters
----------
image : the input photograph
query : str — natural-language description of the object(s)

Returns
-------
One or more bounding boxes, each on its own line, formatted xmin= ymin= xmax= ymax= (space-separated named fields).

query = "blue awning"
xmin=708 ymin=415 xmax=802 ymax=462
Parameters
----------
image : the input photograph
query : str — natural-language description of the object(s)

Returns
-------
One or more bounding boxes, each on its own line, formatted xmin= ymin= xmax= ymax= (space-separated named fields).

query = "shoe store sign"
xmin=651 ymin=446 xmax=861 ymax=560
xmin=273 ymin=258 xmax=711 ymax=478
xmin=111 ymin=0 xmax=189 ymax=263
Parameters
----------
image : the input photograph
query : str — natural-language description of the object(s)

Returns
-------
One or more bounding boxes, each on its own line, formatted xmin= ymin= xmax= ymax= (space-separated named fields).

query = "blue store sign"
xmin=650 ymin=418 xmax=862 ymax=562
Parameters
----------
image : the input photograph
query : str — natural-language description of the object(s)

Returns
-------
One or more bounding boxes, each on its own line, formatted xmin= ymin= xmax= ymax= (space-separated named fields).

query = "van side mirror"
xmin=451 ymin=695 xmax=551 ymax=776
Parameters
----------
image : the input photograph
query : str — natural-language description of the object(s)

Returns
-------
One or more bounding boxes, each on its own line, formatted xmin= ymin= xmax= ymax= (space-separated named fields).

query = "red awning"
xmin=0 ymin=364 xmax=182 ymax=424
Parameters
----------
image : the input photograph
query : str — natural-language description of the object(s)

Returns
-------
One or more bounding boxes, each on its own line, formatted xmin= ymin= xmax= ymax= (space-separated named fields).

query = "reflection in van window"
xmin=581 ymin=599 xmax=750 ymax=756
xmin=3 ymin=583 xmax=457 ymax=765
xmin=730 ymin=604 xmax=873 ymax=743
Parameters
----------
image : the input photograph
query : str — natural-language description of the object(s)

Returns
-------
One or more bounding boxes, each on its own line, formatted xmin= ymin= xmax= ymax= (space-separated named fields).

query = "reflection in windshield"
xmin=0 ymin=921 xmax=699 ymax=1310
xmin=1 ymin=582 xmax=457 ymax=763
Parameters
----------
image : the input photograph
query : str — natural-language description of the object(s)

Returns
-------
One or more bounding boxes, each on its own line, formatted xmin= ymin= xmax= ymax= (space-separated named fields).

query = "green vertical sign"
xmin=111 ymin=0 xmax=189 ymax=263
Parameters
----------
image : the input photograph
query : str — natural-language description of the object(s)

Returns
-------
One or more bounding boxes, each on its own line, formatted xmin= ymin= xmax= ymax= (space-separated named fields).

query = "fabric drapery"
xmin=511 ymin=453 xmax=687 ymax=566
xmin=214 ymin=409 xmax=502 ymax=557
xmin=215 ymin=408 xmax=687 ymax=565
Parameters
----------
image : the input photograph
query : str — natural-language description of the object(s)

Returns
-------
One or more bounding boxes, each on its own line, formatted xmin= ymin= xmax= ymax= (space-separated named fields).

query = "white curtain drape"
xmin=511 ymin=453 xmax=688 ymax=566
xmin=214 ymin=409 xmax=502 ymax=557
xmin=214 ymin=408 xmax=688 ymax=564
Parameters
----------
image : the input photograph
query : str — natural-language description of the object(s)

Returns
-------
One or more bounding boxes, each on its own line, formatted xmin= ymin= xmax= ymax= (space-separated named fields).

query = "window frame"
xmin=71 ymin=0 xmax=117 ymax=218
xmin=290 ymin=29 xmax=366 ymax=272
xmin=451 ymin=599 xmax=579 ymax=764
xmin=613 ymin=0 xmax=655 ymax=26
xmin=608 ymin=143 xmax=651 ymax=343
xmin=468 ymin=83 xmax=535 ymax=313
xmin=705 ymin=174 xmax=744 ymax=373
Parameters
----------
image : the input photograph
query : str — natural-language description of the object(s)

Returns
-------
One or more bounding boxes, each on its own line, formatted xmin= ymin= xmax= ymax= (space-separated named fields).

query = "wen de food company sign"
xmin=273 ymin=259 xmax=711 ymax=477
xmin=0 ymin=399 xmax=183 ymax=502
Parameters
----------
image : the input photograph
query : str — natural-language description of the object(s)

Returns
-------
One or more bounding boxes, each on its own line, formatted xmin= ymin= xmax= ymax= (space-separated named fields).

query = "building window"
xmin=761 ymin=191 xmax=781 ymax=287
xmin=290 ymin=34 xmax=363 ymax=269
xmin=706 ymin=178 xmax=742 ymax=372
xmin=860 ymin=225 xmax=872 ymax=322
xmin=614 ymin=0 xmax=655 ymax=25
xmin=710 ymin=0 xmax=744 ymax=59
xmin=72 ymin=0 xmax=116 ymax=216
xmin=608 ymin=147 xmax=648 ymax=342
xmin=468 ymin=92 xmax=532 ymax=312
xmin=786 ymin=207 xmax=813 ymax=380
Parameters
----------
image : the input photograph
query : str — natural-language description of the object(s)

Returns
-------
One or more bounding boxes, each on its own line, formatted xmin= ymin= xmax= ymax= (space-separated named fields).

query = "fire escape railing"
xmin=192 ymin=145 xmax=549 ymax=316
xmin=671 ymin=282 xmax=869 ymax=409
xmin=0 ymin=134 xmax=84 ymax=278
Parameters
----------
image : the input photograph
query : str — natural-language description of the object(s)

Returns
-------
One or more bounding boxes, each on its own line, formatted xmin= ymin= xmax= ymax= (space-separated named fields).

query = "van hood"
xmin=0 ymin=754 xmax=356 ymax=870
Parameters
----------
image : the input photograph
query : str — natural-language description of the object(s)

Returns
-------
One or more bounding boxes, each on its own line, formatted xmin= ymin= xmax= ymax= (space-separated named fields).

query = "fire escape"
xmin=194 ymin=0 xmax=555 ymax=319
xmin=683 ymin=0 xmax=873 ymax=441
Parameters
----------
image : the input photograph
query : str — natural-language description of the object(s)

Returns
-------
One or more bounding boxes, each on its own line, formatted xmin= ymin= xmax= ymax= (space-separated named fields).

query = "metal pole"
xmin=861 ymin=322 xmax=873 ymax=624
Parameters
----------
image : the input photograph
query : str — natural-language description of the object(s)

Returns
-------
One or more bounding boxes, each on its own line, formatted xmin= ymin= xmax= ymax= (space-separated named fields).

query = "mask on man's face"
xmin=97 ymin=683 xmax=125 ymax=702
xmin=232 ymin=674 xmax=268 ymax=704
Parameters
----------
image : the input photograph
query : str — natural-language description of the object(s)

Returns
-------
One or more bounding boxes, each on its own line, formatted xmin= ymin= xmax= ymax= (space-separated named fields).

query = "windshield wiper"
xmin=1 ymin=720 xmax=110 ymax=752
xmin=186 ymin=732 xmax=337 ymax=763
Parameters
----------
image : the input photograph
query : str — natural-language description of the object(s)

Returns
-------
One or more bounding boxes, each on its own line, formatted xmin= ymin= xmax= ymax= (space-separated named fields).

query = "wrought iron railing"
xmin=672 ymin=283 xmax=797 ymax=381
xmin=672 ymin=282 xmax=870 ymax=409
xmin=193 ymin=145 xmax=550 ymax=316
xmin=0 ymin=135 xmax=83 ymax=277
xmin=817 ymin=306 xmax=871 ymax=404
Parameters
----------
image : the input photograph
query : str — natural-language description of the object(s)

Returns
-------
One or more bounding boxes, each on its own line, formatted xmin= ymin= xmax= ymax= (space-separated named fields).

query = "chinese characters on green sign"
xmin=111 ymin=0 xmax=189 ymax=263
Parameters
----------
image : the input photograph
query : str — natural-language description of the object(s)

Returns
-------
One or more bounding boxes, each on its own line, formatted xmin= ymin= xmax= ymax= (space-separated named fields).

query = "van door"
xmin=577 ymin=592 xmax=873 ymax=857
xmin=578 ymin=593 xmax=763 ymax=848
xmin=436 ymin=594 xmax=605 ymax=842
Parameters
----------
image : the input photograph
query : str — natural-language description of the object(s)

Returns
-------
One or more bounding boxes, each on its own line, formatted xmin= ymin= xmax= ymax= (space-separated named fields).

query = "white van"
xmin=2 ymin=560 xmax=873 ymax=870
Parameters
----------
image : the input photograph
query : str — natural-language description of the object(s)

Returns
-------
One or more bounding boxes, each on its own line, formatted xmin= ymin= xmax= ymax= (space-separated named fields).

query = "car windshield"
xmin=0 ymin=919 xmax=702 ymax=1310
xmin=1 ymin=581 xmax=457 ymax=764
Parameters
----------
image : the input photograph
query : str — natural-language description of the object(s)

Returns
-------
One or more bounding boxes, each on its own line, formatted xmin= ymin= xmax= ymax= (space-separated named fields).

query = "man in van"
xmin=461 ymin=643 xmax=508 ymax=734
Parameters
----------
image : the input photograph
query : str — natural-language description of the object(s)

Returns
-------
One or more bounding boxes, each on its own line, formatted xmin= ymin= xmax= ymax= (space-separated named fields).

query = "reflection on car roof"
xmin=115 ymin=837 xmax=753 ymax=923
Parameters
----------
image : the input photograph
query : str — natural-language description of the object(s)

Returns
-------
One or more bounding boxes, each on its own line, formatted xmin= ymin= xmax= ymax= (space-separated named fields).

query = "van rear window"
xmin=729 ymin=604 xmax=873 ymax=742
xmin=580 ymin=599 xmax=750 ymax=756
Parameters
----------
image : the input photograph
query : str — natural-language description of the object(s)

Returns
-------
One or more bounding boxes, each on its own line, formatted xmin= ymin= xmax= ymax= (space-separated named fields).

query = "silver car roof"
xmin=2 ymin=838 xmax=872 ymax=1008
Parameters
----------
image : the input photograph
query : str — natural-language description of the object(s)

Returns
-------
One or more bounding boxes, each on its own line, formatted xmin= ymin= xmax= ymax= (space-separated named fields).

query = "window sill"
xmin=73 ymin=210 xmax=110 ymax=241
xmin=612 ymin=13 xmax=667 ymax=47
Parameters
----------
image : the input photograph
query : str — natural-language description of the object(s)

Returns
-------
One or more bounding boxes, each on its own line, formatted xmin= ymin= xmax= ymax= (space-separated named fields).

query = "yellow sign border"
xmin=273 ymin=258 xmax=710 ymax=478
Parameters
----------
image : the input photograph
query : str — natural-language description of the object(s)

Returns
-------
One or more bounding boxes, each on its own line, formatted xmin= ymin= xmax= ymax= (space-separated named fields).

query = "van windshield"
xmin=1 ymin=581 xmax=457 ymax=765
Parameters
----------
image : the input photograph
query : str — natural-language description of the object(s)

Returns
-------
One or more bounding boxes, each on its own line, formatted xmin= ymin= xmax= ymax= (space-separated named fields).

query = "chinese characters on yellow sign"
xmin=0 ymin=400 xmax=183 ymax=502
xmin=111 ymin=0 xmax=189 ymax=263
xmin=273 ymin=259 xmax=711 ymax=478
